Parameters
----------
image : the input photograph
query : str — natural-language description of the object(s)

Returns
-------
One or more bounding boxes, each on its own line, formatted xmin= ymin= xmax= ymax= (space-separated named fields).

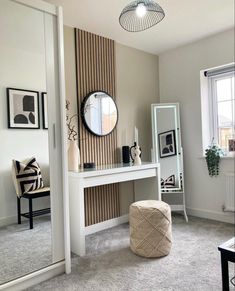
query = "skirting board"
xmin=85 ymin=214 xmax=129 ymax=236
xmin=0 ymin=215 xmax=18 ymax=227
xmin=0 ymin=261 xmax=65 ymax=291
xmin=187 ymin=207 xmax=235 ymax=224
xmin=0 ymin=214 xmax=50 ymax=228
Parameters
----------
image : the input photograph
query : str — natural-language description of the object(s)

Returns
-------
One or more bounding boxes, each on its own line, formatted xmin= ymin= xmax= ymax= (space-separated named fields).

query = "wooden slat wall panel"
xmin=75 ymin=29 xmax=120 ymax=226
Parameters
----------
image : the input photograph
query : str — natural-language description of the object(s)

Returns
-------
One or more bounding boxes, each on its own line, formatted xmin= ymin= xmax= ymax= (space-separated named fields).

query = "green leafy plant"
xmin=205 ymin=141 xmax=223 ymax=177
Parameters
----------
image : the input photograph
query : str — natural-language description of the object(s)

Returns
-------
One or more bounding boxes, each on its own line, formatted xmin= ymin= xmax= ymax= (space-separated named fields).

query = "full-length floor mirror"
xmin=151 ymin=103 xmax=188 ymax=221
xmin=0 ymin=0 xmax=68 ymax=286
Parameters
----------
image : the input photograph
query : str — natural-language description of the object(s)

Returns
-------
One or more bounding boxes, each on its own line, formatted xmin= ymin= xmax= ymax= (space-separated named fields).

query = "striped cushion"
xmin=162 ymin=175 xmax=175 ymax=188
xmin=12 ymin=157 xmax=44 ymax=197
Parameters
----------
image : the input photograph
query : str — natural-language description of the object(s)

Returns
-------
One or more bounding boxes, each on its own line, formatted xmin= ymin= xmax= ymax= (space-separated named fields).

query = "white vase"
xmin=68 ymin=140 xmax=80 ymax=172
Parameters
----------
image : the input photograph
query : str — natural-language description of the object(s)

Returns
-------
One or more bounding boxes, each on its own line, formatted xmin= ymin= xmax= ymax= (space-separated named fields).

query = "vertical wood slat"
xmin=75 ymin=29 xmax=120 ymax=226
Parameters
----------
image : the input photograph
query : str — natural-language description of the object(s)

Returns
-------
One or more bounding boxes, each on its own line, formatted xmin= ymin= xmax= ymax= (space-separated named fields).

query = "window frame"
xmin=208 ymin=71 xmax=235 ymax=150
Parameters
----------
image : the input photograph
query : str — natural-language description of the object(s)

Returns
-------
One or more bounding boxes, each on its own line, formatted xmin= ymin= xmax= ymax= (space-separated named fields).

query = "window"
xmin=201 ymin=64 xmax=235 ymax=155
xmin=210 ymin=72 xmax=235 ymax=150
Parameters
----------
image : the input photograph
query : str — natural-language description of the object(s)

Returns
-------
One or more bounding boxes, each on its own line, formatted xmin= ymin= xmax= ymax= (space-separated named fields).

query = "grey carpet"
xmin=27 ymin=215 xmax=235 ymax=291
xmin=0 ymin=216 xmax=52 ymax=284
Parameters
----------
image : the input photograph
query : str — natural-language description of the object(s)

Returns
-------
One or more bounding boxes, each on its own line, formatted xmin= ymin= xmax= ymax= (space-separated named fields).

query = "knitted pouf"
xmin=129 ymin=200 xmax=172 ymax=258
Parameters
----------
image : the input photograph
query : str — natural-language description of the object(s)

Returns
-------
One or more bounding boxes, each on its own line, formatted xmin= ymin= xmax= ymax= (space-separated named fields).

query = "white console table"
xmin=68 ymin=162 xmax=161 ymax=256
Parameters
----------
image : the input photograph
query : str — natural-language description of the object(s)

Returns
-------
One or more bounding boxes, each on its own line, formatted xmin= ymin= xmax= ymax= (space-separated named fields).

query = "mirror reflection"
xmin=154 ymin=105 xmax=182 ymax=190
xmin=0 ymin=0 xmax=52 ymax=284
xmin=81 ymin=91 xmax=118 ymax=136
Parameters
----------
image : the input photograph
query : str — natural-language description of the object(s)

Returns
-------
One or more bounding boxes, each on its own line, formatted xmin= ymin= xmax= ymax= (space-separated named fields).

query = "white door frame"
xmin=56 ymin=5 xmax=71 ymax=276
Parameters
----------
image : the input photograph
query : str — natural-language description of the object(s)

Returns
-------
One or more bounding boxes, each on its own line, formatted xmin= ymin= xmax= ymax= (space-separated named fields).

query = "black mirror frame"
xmin=81 ymin=90 xmax=119 ymax=137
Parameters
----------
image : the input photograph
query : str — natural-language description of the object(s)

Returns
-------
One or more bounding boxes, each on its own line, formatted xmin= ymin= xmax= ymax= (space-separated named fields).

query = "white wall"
xmin=64 ymin=25 xmax=78 ymax=139
xmin=0 ymin=0 xmax=50 ymax=225
xmin=116 ymin=43 xmax=159 ymax=162
xmin=116 ymin=43 xmax=159 ymax=214
xmin=159 ymin=29 xmax=235 ymax=223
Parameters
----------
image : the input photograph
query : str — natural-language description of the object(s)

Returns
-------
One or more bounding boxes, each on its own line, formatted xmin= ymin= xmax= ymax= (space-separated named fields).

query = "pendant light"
xmin=119 ymin=0 xmax=165 ymax=32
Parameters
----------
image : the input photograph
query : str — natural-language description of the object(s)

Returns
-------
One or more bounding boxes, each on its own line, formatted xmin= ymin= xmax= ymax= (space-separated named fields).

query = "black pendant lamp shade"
xmin=119 ymin=0 xmax=165 ymax=32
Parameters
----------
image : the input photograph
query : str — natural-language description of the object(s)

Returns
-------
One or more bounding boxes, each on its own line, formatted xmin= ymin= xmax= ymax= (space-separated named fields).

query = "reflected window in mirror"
xmin=81 ymin=91 xmax=118 ymax=136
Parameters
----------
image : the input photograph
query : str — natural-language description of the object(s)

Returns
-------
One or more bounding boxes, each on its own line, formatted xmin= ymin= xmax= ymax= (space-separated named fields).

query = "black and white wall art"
xmin=42 ymin=92 xmax=48 ymax=129
xmin=7 ymin=88 xmax=40 ymax=129
xmin=158 ymin=130 xmax=177 ymax=158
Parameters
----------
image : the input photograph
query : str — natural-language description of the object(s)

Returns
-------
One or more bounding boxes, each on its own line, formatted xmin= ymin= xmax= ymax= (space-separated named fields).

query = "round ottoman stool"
xmin=129 ymin=200 xmax=172 ymax=258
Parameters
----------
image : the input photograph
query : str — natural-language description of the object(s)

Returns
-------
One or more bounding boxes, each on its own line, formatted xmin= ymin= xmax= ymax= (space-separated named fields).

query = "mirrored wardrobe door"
xmin=0 ymin=0 xmax=65 ymax=285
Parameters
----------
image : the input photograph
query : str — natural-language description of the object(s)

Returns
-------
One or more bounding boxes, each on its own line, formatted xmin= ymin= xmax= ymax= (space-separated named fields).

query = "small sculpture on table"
xmin=131 ymin=126 xmax=142 ymax=165
xmin=130 ymin=142 xmax=142 ymax=165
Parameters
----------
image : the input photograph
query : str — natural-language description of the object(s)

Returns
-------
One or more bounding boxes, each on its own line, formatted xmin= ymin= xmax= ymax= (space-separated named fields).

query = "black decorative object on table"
xmin=122 ymin=146 xmax=130 ymax=163
xmin=84 ymin=162 xmax=96 ymax=169
xmin=7 ymin=88 xmax=40 ymax=129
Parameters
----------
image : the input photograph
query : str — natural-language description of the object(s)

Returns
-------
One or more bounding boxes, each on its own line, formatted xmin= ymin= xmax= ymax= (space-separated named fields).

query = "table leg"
xmin=69 ymin=177 xmax=86 ymax=256
xmin=78 ymin=185 xmax=86 ymax=256
xmin=221 ymin=255 xmax=229 ymax=291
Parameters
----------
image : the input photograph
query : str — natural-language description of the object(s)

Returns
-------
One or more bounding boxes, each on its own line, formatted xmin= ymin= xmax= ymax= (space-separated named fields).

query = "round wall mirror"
xmin=81 ymin=91 xmax=118 ymax=136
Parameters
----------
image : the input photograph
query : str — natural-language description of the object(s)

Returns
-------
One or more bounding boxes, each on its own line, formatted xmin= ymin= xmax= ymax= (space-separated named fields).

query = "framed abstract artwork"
xmin=7 ymin=88 xmax=40 ymax=129
xmin=158 ymin=129 xmax=177 ymax=158
xmin=41 ymin=92 xmax=48 ymax=129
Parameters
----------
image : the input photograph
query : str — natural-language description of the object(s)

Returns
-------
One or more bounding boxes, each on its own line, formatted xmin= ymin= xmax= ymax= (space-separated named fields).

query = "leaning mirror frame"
xmin=81 ymin=91 xmax=118 ymax=137
xmin=152 ymin=103 xmax=182 ymax=191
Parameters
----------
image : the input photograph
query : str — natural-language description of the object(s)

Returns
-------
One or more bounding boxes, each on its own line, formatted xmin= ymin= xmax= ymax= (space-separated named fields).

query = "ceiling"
xmin=45 ymin=0 xmax=234 ymax=55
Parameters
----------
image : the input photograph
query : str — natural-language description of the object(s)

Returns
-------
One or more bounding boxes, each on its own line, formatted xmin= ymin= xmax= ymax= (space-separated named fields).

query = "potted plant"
xmin=205 ymin=140 xmax=223 ymax=177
